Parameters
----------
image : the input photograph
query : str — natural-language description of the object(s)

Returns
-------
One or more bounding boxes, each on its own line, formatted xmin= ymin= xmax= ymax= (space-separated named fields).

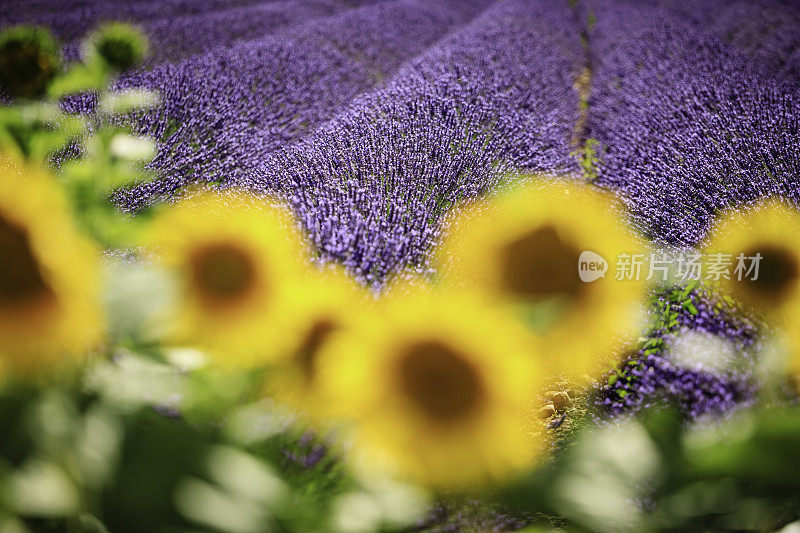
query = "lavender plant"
xmin=1 ymin=0 xmax=265 ymax=44
xmin=646 ymin=0 xmax=800 ymax=83
xmin=598 ymin=284 xmax=759 ymax=419
xmin=110 ymin=0 xmax=492 ymax=213
xmin=586 ymin=0 xmax=800 ymax=247
xmin=246 ymin=0 xmax=582 ymax=284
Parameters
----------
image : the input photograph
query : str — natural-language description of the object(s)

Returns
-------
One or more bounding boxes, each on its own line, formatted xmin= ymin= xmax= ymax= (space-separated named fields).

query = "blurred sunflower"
xmin=148 ymin=189 xmax=310 ymax=367
xmin=262 ymin=266 xmax=376 ymax=419
xmin=782 ymin=331 xmax=800 ymax=388
xmin=702 ymin=198 xmax=800 ymax=322
xmin=83 ymin=22 xmax=148 ymax=72
xmin=316 ymin=289 xmax=545 ymax=489
xmin=438 ymin=177 xmax=647 ymax=380
xmin=0 ymin=157 xmax=103 ymax=377
xmin=0 ymin=25 xmax=61 ymax=99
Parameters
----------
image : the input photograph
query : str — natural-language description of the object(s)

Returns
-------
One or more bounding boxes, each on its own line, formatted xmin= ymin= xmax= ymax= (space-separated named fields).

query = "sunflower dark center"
xmin=0 ymin=214 xmax=53 ymax=306
xmin=98 ymin=39 xmax=137 ymax=71
xmin=190 ymin=243 xmax=258 ymax=306
xmin=740 ymin=244 xmax=799 ymax=301
xmin=0 ymin=40 xmax=56 ymax=98
xmin=295 ymin=318 xmax=339 ymax=383
xmin=398 ymin=340 xmax=485 ymax=424
xmin=500 ymin=224 xmax=584 ymax=300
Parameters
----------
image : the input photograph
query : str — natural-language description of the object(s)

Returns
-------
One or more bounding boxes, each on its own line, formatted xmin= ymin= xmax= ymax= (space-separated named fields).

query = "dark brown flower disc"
xmin=190 ymin=242 xmax=259 ymax=307
xmin=738 ymin=244 xmax=799 ymax=304
xmin=295 ymin=318 xmax=339 ymax=383
xmin=500 ymin=224 xmax=584 ymax=301
xmin=397 ymin=340 xmax=485 ymax=424
xmin=0 ymin=214 xmax=53 ymax=306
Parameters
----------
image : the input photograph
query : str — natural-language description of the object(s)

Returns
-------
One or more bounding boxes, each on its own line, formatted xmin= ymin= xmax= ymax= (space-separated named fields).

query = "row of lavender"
xmin=2 ymin=0 xmax=266 ymax=43
xmin=585 ymin=0 xmax=799 ymax=417
xmin=586 ymin=0 xmax=800 ymax=247
xmin=6 ymin=0 xmax=388 ymax=64
xmin=143 ymin=0 xmax=356 ymax=64
xmin=110 ymin=0 xmax=494 ymax=214
xmin=654 ymin=0 xmax=800 ymax=83
xmin=244 ymin=0 xmax=582 ymax=284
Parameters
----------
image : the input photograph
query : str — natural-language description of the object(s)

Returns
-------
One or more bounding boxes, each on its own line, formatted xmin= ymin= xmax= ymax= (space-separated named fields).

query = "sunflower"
xmin=438 ymin=177 xmax=647 ymax=380
xmin=316 ymin=289 xmax=546 ymax=489
xmin=83 ymin=22 xmax=148 ymax=72
xmin=148 ymin=189 xmax=310 ymax=367
xmin=0 ymin=157 xmax=103 ymax=377
xmin=0 ymin=25 xmax=61 ymax=99
xmin=261 ymin=265 xmax=376 ymax=418
xmin=702 ymin=198 xmax=800 ymax=322
xmin=783 ymin=330 xmax=800 ymax=388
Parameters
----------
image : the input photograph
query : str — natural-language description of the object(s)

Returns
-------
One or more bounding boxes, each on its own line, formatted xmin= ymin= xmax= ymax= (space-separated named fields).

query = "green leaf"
xmin=48 ymin=64 xmax=105 ymax=97
xmin=644 ymin=337 xmax=663 ymax=348
xmin=683 ymin=279 xmax=700 ymax=294
xmin=103 ymin=261 xmax=175 ymax=342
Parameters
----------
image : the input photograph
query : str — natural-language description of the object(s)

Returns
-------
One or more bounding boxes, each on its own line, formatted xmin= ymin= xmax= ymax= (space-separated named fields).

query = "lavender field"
xmin=1 ymin=0 xmax=800 ymax=531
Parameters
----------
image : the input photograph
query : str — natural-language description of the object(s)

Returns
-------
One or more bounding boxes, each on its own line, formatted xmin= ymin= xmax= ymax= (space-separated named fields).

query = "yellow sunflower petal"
xmin=702 ymin=197 xmax=800 ymax=323
xmin=0 ymin=156 xmax=104 ymax=377
xmin=148 ymin=188 xmax=310 ymax=367
xmin=316 ymin=288 xmax=547 ymax=489
xmin=261 ymin=265 xmax=378 ymax=420
xmin=438 ymin=177 xmax=647 ymax=381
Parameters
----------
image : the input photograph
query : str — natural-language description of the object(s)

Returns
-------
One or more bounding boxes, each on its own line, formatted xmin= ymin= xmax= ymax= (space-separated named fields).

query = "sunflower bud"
xmin=85 ymin=22 xmax=148 ymax=72
xmin=0 ymin=26 xmax=61 ymax=99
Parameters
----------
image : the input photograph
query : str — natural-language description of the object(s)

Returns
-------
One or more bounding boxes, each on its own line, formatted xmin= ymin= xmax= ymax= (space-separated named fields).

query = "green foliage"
xmin=586 ymin=9 xmax=597 ymax=33
xmin=571 ymin=137 xmax=601 ymax=182
xmin=0 ymin=101 xmax=84 ymax=161
xmin=499 ymin=404 xmax=800 ymax=531
xmin=609 ymin=281 xmax=707 ymax=389
xmin=0 ymin=24 xmax=159 ymax=247
xmin=0 ymin=381 xmax=366 ymax=533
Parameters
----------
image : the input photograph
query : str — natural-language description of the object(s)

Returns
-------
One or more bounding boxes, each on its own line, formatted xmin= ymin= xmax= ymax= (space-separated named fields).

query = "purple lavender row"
xmin=46 ymin=2 xmax=380 ymax=111
xmin=241 ymin=0 xmax=582 ymax=285
xmin=4 ymin=1 xmax=361 ymax=66
xmin=711 ymin=0 xmax=800 ymax=83
xmin=83 ymin=1 xmax=383 ymax=65
xmin=1 ymin=0 xmax=253 ymax=16
xmin=0 ymin=0 xmax=266 ymax=42
xmin=585 ymin=1 xmax=795 ymax=418
xmin=597 ymin=288 xmax=758 ymax=419
xmin=646 ymin=0 xmax=800 ymax=83
xmin=112 ymin=0 xmax=492 ymax=212
xmin=142 ymin=0 xmax=351 ymax=64
xmin=585 ymin=0 xmax=800 ymax=248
